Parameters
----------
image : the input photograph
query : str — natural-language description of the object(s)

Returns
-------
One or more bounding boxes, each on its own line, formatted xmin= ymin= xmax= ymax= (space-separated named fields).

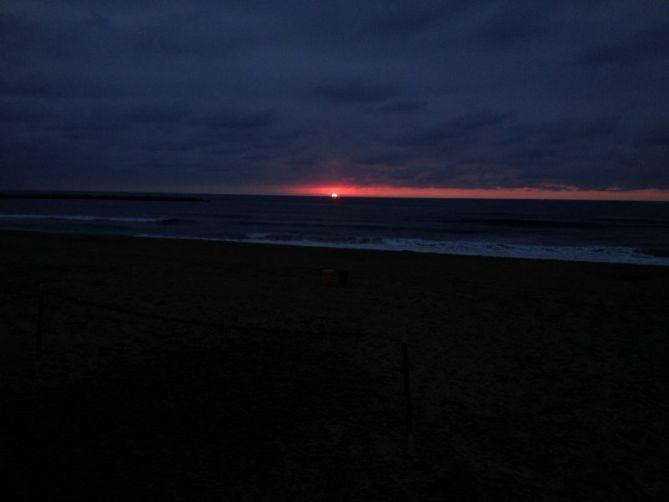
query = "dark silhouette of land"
xmin=0 ymin=192 xmax=205 ymax=202
xmin=1 ymin=231 xmax=668 ymax=500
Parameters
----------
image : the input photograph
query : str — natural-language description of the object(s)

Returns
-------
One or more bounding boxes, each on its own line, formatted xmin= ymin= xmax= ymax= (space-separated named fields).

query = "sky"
xmin=1 ymin=0 xmax=668 ymax=200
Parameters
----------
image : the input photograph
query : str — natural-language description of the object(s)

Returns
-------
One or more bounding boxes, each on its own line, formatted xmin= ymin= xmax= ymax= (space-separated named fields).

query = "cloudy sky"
xmin=1 ymin=1 xmax=668 ymax=198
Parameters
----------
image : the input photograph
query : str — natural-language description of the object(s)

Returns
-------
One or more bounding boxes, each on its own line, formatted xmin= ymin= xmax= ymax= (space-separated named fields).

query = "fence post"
xmin=35 ymin=293 xmax=45 ymax=359
xmin=402 ymin=342 xmax=415 ymax=457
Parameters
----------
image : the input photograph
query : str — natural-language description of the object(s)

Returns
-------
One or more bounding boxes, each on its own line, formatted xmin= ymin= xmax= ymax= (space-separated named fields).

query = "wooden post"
xmin=35 ymin=294 xmax=44 ymax=359
xmin=402 ymin=342 xmax=415 ymax=457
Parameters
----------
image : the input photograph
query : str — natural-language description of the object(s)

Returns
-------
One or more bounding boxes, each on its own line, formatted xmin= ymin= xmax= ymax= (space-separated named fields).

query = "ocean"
xmin=1 ymin=193 xmax=668 ymax=266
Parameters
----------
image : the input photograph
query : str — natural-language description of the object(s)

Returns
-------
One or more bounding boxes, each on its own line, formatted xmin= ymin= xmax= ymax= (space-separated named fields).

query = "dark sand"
xmin=2 ymin=231 xmax=668 ymax=500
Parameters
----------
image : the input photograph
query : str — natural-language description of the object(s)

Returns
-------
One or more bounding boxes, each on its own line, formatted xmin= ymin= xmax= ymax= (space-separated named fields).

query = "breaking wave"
xmin=462 ymin=217 xmax=669 ymax=230
xmin=133 ymin=232 xmax=669 ymax=266
xmin=0 ymin=214 xmax=185 ymax=225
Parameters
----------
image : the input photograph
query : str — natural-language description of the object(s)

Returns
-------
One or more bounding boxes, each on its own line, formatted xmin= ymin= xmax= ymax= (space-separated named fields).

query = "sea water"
xmin=1 ymin=194 xmax=668 ymax=266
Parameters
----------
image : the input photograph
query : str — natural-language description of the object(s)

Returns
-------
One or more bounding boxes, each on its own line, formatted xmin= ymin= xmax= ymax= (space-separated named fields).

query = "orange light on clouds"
xmin=173 ymin=182 xmax=669 ymax=201
xmin=285 ymin=184 xmax=669 ymax=201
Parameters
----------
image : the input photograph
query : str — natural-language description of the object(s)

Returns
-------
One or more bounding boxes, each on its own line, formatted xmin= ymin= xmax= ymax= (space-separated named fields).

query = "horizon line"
xmin=3 ymin=186 xmax=669 ymax=202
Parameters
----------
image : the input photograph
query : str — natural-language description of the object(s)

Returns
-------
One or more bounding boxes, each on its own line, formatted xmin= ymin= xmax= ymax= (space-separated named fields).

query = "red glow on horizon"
xmin=284 ymin=184 xmax=669 ymax=202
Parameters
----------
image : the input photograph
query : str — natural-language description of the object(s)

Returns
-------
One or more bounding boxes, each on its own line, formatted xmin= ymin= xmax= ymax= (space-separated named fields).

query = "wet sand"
xmin=2 ymin=231 xmax=668 ymax=500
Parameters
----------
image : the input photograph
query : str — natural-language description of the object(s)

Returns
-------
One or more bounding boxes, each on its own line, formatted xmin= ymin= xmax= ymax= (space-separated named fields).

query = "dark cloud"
xmin=576 ymin=24 xmax=669 ymax=66
xmin=1 ymin=0 xmax=668 ymax=192
xmin=398 ymin=111 xmax=512 ymax=146
xmin=307 ymin=80 xmax=399 ymax=104
xmin=0 ymin=100 xmax=52 ymax=122
xmin=513 ymin=117 xmax=618 ymax=145
xmin=192 ymin=110 xmax=277 ymax=130
xmin=638 ymin=124 xmax=669 ymax=147
xmin=127 ymin=13 xmax=257 ymax=57
xmin=0 ymin=12 xmax=37 ymax=50
xmin=370 ymin=4 xmax=456 ymax=36
xmin=356 ymin=151 xmax=414 ymax=166
xmin=0 ymin=75 xmax=125 ymax=99
xmin=473 ymin=6 xmax=547 ymax=46
xmin=124 ymin=105 xmax=188 ymax=124
xmin=372 ymin=100 xmax=427 ymax=114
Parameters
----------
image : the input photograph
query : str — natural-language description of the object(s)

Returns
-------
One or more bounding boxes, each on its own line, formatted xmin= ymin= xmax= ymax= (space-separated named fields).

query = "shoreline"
xmin=2 ymin=228 xmax=667 ymax=268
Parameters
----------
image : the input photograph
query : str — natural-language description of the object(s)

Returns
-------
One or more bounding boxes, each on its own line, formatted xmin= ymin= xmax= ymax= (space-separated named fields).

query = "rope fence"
xmin=2 ymin=286 xmax=367 ymax=361
xmin=1 ymin=284 xmax=416 ymax=456
xmin=8 ymin=272 xmax=660 ymax=459
xmin=47 ymin=291 xmax=364 ymax=339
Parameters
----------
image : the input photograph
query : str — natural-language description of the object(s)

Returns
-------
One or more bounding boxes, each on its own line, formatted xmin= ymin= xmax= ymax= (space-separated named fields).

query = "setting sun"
xmin=331 ymin=192 xmax=338 ymax=198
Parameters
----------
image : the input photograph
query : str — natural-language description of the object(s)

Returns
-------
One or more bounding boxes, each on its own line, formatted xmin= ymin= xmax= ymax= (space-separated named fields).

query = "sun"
xmin=330 ymin=192 xmax=338 ymax=198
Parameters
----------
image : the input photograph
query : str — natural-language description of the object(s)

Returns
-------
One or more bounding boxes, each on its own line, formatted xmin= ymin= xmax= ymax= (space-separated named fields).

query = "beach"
xmin=2 ymin=230 xmax=668 ymax=500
